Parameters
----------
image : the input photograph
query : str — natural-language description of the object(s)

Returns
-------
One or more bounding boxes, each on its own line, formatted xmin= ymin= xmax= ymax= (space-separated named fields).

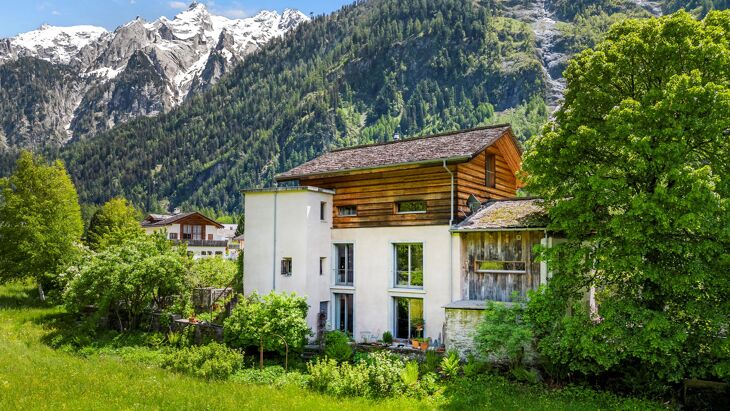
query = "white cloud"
xmin=51 ymin=10 xmax=61 ymax=15
xmin=168 ymin=1 xmax=187 ymax=10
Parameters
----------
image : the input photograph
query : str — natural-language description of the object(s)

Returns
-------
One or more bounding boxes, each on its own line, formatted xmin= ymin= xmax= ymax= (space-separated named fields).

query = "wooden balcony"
xmin=171 ymin=239 xmax=228 ymax=247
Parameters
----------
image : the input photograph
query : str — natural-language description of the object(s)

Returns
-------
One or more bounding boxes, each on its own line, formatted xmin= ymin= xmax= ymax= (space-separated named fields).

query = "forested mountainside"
xmin=0 ymin=3 xmax=308 ymax=150
xmin=2 ymin=0 xmax=727 ymax=213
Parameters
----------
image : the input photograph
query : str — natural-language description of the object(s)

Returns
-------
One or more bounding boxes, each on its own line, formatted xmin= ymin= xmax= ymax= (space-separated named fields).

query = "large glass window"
xmin=394 ymin=297 xmax=423 ymax=339
xmin=182 ymin=224 xmax=203 ymax=240
xmin=394 ymin=243 xmax=423 ymax=288
xmin=334 ymin=293 xmax=353 ymax=335
xmin=335 ymin=244 xmax=354 ymax=286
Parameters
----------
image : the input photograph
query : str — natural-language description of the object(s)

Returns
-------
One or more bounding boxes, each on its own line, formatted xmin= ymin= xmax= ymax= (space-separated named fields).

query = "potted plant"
xmin=382 ymin=331 xmax=393 ymax=346
xmin=411 ymin=338 xmax=420 ymax=349
xmin=418 ymin=337 xmax=429 ymax=351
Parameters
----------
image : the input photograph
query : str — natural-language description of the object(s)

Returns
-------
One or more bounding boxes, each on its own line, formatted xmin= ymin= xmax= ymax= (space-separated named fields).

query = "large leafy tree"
xmin=522 ymin=10 xmax=730 ymax=390
xmin=86 ymin=197 xmax=143 ymax=251
xmin=0 ymin=151 xmax=83 ymax=300
xmin=64 ymin=233 xmax=188 ymax=330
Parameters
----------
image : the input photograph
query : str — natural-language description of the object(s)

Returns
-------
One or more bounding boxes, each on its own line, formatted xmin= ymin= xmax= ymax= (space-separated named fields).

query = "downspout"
xmin=272 ymin=184 xmax=278 ymax=291
xmin=442 ymin=159 xmax=454 ymax=303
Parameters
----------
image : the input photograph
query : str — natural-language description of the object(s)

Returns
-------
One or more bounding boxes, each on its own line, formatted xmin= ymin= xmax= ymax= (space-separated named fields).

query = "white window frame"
xmin=393 ymin=242 xmax=424 ymax=289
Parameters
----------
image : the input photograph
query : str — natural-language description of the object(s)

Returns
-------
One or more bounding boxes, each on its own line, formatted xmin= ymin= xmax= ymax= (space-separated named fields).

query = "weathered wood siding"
xmin=298 ymin=163 xmax=456 ymax=228
xmin=297 ymin=136 xmax=520 ymax=229
xmin=456 ymin=140 xmax=519 ymax=220
xmin=460 ymin=231 xmax=542 ymax=302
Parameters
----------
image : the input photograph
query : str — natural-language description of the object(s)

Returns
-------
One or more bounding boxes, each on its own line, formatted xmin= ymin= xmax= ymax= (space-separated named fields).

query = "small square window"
xmin=338 ymin=205 xmax=357 ymax=217
xmin=207 ymin=234 xmax=213 ymax=240
xmin=396 ymin=200 xmax=427 ymax=214
xmin=169 ymin=232 xmax=178 ymax=240
xmin=281 ymin=258 xmax=292 ymax=276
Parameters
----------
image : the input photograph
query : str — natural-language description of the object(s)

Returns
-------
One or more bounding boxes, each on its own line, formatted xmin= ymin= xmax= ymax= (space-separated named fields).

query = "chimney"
xmin=173 ymin=207 xmax=181 ymax=215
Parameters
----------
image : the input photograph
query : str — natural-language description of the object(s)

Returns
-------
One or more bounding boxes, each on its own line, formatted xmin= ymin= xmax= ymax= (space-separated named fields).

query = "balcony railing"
xmin=171 ymin=239 xmax=228 ymax=247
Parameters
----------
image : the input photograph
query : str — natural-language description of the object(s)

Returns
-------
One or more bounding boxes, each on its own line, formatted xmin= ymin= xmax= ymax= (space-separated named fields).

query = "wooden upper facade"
xmin=275 ymin=125 xmax=523 ymax=229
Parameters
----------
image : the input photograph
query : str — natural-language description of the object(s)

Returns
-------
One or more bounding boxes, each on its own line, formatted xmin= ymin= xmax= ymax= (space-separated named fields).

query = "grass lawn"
xmin=0 ymin=283 xmax=663 ymax=410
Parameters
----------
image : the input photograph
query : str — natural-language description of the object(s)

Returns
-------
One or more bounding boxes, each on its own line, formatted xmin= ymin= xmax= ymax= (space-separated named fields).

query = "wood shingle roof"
xmin=276 ymin=125 xmax=515 ymax=181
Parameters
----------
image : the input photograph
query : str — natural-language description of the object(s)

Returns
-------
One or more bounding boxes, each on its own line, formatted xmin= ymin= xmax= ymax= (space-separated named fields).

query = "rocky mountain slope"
xmin=0 ymin=2 xmax=308 ymax=149
xmin=1 ymin=0 xmax=726 ymax=213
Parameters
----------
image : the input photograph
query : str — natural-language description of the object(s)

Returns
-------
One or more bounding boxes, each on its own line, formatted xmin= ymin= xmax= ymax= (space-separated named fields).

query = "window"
xmin=320 ymin=202 xmax=327 ymax=221
xmin=334 ymin=293 xmax=353 ymax=335
xmin=396 ymin=200 xmax=426 ymax=214
xmin=394 ymin=243 xmax=423 ymax=288
xmin=485 ymin=154 xmax=496 ymax=188
xmin=394 ymin=297 xmax=423 ymax=339
xmin=215 ymin=251 xmax=222 ymax=255
xmin=207 ymin=234 xmax=213 ymax=240
xmin=182 ymin=224 xmax=203 ymax=240
xmin=474 ymin=232 xmax=525 ymax=274
xmin=169 ymin=232 xmax=178 ymax=240
xmin=337 ymin=205 xmax=357 ymax=217
xmin=281 ymin=258 xmax=292 ymax=276
xmin=319 ymin=257 xmax=326 ymax=276
xmin=335 ymin=244 xmax=354 ymax=286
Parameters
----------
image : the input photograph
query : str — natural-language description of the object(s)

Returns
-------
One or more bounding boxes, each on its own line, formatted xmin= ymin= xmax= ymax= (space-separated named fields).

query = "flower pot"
xmin=419 ymin=341 xmax=429 ymax=351
xmin=411 ymin=339 xmax=420 ymax=349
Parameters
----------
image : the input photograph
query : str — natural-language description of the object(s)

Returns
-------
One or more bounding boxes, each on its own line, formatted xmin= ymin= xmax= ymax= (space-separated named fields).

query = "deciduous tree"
xmin=86 ymin=197 xmax=143 ymax=250
xmin=0 ymin=151 xmax=83 ymax=300
xmin=522 ymin=10 xmax=730 ymax=391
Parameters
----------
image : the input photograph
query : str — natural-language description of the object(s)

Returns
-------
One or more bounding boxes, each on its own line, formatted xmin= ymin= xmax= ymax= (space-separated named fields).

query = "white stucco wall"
xmin=243 ymin=188 xmax=333 ymax=331
xmin=330 ymin=225 xmax=454 ymax=344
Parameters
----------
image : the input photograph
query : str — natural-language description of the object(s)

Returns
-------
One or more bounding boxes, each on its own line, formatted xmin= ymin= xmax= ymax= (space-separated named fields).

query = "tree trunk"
xmin=37 ymin=281 xmax=46 ymax=302
xmin=259 ymin=337 xmax=264 ymax=370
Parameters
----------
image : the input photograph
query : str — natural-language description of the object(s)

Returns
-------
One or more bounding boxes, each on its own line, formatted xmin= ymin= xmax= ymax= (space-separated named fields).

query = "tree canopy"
xmin=0 ymin=151 xmax=83 ymax=298
xmin=64 ymin=233 xmax=189 ymax=330
xmin=522 ymin=10 xmax=730 ymax=391
xmin=86 ymin=197 xmax=143 ymax=251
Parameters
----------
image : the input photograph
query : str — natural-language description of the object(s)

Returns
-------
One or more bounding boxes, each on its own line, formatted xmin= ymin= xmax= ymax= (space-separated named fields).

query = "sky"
xmin=0 ymin=0 xmax=352 ymax=37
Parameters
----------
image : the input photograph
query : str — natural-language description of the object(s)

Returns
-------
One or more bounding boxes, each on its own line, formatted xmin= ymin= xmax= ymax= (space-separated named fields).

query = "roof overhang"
xmin=240 ymin=185 xmax=336 ymax=195
xmin=450 ymin=227 xmax=547 ymax=233
xmin=275 ymin=155 xmax=471 ymax=182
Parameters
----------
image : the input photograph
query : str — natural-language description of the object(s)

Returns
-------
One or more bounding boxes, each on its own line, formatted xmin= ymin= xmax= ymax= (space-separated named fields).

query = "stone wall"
xmin=444 ymin=307 xmax=485 ymax=357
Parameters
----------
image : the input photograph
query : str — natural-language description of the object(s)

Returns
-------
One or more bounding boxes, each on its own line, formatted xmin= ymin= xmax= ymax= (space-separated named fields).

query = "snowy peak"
xmin=4 ymin=24 xmax=107 ymax=65
xmin=0 ymin=3 xmax=309 ymax=144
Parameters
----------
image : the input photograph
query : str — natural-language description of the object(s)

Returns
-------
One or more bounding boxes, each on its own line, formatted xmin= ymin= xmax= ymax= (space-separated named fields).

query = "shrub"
xmin=231 ymin=366 xmax=309 ymax=388
xmin=224 ymin=291 xmax=311 ymax=368
xmin=161 ymin=342 xmax=243 ymax=380
xmin=323 ymin=330 xmax=352 ymax=362
xmin=474 ymin=300 xmax=533 ymax=369
xmin=440 ymin=351 xmax=461 ymax=379
xmin=382 ymin=331 xmax=393 ymax=344
xmin=401 ymin=361 xmax=419 ymax=387
xmin=421 ymin=349 xmax=441 ymax=374
xmin=188 ymin=257 xmax=237 ymax=288
xmin=308 ymin=351 xmax=412 ymax=398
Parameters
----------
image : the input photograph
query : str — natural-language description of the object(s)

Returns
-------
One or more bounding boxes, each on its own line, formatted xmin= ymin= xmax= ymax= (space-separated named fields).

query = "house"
xmin=242 ymin=125 xmax=555 ymax=352
xmin=141 ymin=211 xmax=232 ymax=259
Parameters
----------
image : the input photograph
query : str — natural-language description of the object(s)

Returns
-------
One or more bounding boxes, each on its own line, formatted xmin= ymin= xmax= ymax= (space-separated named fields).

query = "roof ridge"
xmin=328 ymin=124 xmax=512 ymax=153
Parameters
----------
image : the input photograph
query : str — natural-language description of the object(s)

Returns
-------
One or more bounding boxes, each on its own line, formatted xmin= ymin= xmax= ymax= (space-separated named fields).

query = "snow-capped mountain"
xmin=0 ymin=2 xmax=308 ymax=148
